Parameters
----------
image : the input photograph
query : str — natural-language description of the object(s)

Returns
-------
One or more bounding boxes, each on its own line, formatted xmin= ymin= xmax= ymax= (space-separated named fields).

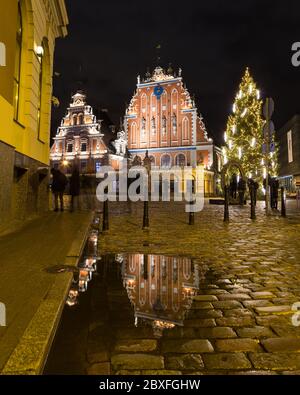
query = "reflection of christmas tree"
xmin=222 ymin=68 xmax=277 ymax=182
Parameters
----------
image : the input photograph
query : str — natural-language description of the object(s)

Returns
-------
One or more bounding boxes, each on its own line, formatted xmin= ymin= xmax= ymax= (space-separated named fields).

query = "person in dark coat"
xmin=51 ymin=168 xmax=68 ymax=212
xmin=230 ymin=173 xmax=238 ymax=199
xmin=69 ymin=166 xmax=80 ymax=212
xmin=271 ymin=178 xmax=279 ymax=209
xmin=238 ymin=177 xmax=246 ymax=205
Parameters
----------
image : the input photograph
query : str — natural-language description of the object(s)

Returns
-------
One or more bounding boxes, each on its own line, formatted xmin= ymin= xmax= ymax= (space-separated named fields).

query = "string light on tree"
xmin=222 ymin=67 xmax=277 ymax=182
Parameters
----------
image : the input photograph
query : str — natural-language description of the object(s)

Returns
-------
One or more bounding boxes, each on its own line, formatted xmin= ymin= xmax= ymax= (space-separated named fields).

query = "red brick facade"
xmin=125 ymin=66 xmax=214 ymax=172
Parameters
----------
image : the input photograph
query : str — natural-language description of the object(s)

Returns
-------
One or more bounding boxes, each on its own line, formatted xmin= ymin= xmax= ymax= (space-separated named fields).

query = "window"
xmin=182 ymin=117 xmax=189 ymax=140
xmin=37 ymin=41 xmax=45 ymax=135
xmin=175 ymin=154 xmax=186 ymax=166
xmin=13 ymin=2 xmax=22 ymax=120
xmin=149 ymin=155 xmax=155 ymax=165
xmin=81 ymin=142 xmax=87 ymax=152
xmin=287 ymin=130 xmax=293 ymax=163
xmin=67 ymin=143 xmax=73 ymax=153
xmin=78 ymin=113 xmax=84 ymax=125
xmin=95 ymin=162 xmax=101 ymax=173
xmin=161 ymin=154 xmax=171 ymax=168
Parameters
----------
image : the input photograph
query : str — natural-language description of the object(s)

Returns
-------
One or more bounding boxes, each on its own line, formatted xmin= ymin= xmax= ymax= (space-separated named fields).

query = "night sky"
xmin=51 ymin=0 xmax=300 ymax=145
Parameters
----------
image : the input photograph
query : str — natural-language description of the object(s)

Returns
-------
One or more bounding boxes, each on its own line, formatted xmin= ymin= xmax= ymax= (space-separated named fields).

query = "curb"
xmin=1 ymin=213 xmax=94 ymax=375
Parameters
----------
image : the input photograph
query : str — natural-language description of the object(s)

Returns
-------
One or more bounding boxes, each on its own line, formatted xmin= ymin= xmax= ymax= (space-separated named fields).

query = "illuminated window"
xmin=37 ymin=39 xmax=46 ymax=138
xmin=13 ymin=2 xmax=22 ymax=120
xmin=95 ymin=162 xmax=101 ymax=173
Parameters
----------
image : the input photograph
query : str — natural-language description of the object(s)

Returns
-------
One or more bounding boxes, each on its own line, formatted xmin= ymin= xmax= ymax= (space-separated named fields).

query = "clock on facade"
xmin=154 ymin=84 xmax=164 ymax=99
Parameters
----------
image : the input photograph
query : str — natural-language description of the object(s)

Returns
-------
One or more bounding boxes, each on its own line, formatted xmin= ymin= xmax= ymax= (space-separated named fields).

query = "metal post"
xmin=224 ymin=185 xmax=229 ymax=222
xmin=250 ymin=184 xmax=256 ymax=220
xmin=189 ymin=209 xmax=195 ymax=225
xmin=281 ymin=187 xmax=286 ymax=217
xmin=102 ymin=200 xmax=109 ymax=231
xmin=189 ymin=178 xmax=195 ymax=225
xmin=143 ymin=200 xmax=149 ymax=229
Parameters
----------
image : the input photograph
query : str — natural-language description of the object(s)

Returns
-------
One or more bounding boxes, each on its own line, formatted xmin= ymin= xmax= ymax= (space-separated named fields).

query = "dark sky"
xmin=51 ymin=0 xmax=300 ymax=145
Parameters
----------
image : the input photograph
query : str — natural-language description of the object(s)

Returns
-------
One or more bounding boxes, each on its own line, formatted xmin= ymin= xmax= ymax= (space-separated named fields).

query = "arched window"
xmin=13 ymin=2 xmax=23 ymax=120
xmin=78 ymin=113 xmax=84 ymax=125
xmin=182 ymin=117 xmax=189 ymax=140
xmin=131 ymin=122 xmax=137 ymax=144
xmin=73 ymin=114 xmax=78 ymax=126
xmin=175 ymin=153 xmax=186 ymax=167
xmin=161 ymin=154 xmax=171 ymax=168
xmin=149 ymin=155 xmax=155 ymax=165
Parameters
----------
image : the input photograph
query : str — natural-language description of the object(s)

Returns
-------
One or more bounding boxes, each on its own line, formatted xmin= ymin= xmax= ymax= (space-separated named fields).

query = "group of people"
xmin=50 ymin=166 xmax=80 ymax=212
xmin=229 ymin=173 xmax=280 ymax=209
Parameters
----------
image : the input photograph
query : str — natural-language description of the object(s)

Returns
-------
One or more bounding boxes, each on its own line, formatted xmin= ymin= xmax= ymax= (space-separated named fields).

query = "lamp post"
xmin=188 ymin=175 xmax=195 ymax=225
xmin=143 ymin=150 xmax=151 ymax=230
xmin=102 ymin=185 xmax=109 ymax=232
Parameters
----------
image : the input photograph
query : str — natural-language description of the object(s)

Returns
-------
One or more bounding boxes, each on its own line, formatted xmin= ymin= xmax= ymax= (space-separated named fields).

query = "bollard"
xmin=224 ymin=185 xmax=229 ymax=222
xmin=281 ymin=187 xmax=286 ymax=217
xmin=250 ymin=184 xmax=256 ymax=220
xmin=189 ymin=178 xmax=195 ymax=225
xmin=143 ymin=200 xmax=149 ymax=229
xmin=189 ymin=209 xmax=195 ymax=225
xmin=102 ymin=199 xmax=109 ymax=231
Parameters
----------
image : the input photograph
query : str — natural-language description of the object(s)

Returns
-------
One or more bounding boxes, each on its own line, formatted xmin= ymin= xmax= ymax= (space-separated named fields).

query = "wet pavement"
xmin=45 ymin=200 xmax=300 ymax=375
xmin=0 ymin=212 xmax=92 ymax=372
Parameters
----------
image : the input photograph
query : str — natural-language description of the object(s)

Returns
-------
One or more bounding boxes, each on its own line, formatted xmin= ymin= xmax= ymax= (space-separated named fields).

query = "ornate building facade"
xmin=124 ymin=65 xmax=215 ymax=195
xmin=50 ymin=92 xmax=126 ymax=174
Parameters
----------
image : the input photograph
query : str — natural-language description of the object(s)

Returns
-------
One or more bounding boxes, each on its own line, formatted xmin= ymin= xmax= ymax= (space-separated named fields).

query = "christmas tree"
xmin=222 ymin=68 xmax=277 ymax=183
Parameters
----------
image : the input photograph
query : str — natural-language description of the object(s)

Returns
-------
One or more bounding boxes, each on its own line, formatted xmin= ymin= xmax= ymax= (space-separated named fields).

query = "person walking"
xmin=51 ymin=168 xmax=68 ymax=212
xmin=271 ymin=178 xmax=279 ymax=209
xmin=238 ymin=177 xmax=246 ymax=205
xmin=69 ymin=166 xmax=81 ymax=212
xmin=230 ymin=173 xmax=238 ymax=199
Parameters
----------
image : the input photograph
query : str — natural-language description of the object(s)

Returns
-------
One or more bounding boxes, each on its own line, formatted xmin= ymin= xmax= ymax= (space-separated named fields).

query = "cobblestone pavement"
xmin=0 ymin=211 xmax=92 ymax=371
xmin=92 ymin=200 xmax=300 ymax=375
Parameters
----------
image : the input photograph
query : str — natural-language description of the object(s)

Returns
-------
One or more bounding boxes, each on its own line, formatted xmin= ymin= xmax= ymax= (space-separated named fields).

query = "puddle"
xmin=44 ymin=252 xmax=202 ymax=374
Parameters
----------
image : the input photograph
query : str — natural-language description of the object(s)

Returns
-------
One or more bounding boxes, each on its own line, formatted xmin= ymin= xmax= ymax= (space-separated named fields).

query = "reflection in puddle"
xmin=45 ymin=250 xmax=203 ymax=374
xmin=65 ymin=228 xmax=99 ymax=305
xmin=66 ymin=252 xmax=200 ymax=337
xmin=120 ymin=254 xmax=199 ymax=337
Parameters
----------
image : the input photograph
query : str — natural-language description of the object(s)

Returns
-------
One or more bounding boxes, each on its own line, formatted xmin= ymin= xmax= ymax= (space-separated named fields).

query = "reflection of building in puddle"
xmin=121 ymin=254 xmax=200 ymax=337
xmin=65 ymin=221 xmax=99 ymax=306
xmin=66 ymin=288 xmax=79 ymax=307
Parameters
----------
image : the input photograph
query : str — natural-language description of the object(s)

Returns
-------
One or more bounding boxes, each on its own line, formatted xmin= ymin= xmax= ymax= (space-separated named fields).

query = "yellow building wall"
xmin=0 ymin=0 xmax=67 ymax=166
